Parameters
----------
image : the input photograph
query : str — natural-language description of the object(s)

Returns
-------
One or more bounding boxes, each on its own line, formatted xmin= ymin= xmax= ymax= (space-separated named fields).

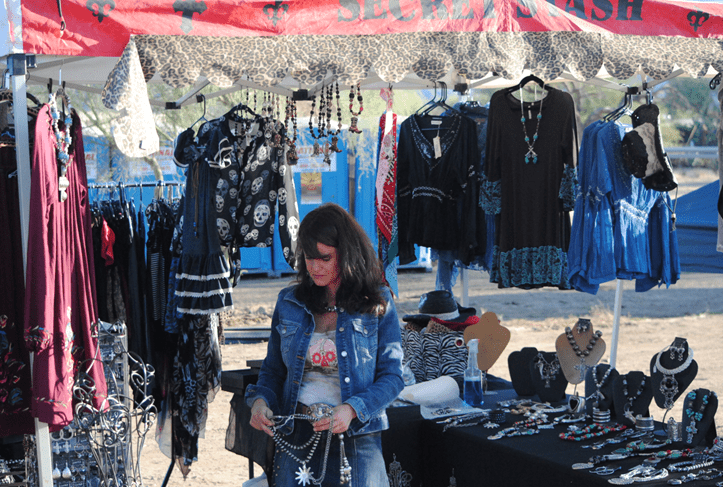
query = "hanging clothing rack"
xmin=88 ymin=180 xmax=183 ymax=189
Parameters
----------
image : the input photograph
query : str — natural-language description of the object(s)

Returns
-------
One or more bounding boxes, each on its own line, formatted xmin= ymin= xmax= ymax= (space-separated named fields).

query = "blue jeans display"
xmin=272 ymin=418 xmax=388 ymax=487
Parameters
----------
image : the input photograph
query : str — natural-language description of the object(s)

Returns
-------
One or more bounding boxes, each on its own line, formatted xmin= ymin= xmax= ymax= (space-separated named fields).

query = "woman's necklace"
xmin=565 ymin=327 xmax=603 ymax=382
xmin=349 ymin=82 xmax=363 ymax=134
xmin=519 ymin=84 xmax=544 ymax=164
xmin=534 ymin=352 xmax=560 ymax=388
xmin=622 ymin=375 xmax=647 ymax=422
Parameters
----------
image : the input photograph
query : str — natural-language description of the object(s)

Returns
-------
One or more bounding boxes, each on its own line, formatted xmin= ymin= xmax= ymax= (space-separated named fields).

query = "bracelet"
xmin=668 ymin=457 xmax=715 ymax=473
xmin=609 ymin=466 xmax=669 ymax=484
xmin=668 ymin=468 xmax=723 ymax=484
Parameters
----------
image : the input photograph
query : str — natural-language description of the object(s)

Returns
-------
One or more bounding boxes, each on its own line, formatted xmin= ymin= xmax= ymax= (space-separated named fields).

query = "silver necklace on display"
xmin=653 ymin=347 xmax=694 ymax=410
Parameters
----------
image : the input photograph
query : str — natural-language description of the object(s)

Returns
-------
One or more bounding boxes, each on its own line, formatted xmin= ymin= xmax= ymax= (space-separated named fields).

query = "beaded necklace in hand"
xmin=559 ymin=423 xmax=626 ymax=441
xmin=271 ymin=405 xmax=351 ymax=486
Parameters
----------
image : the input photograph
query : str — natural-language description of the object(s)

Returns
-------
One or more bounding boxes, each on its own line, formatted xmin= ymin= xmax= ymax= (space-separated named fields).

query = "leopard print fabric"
xmin=101 ymin=38 xmax=159 ymax=158
xmin=103 ymin=33 xmax=723 ymax=157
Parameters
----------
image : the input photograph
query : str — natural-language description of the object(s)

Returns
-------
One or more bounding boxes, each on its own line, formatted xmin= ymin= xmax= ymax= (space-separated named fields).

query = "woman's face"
xmin=305 ymin=242 xmax=341 ymax=292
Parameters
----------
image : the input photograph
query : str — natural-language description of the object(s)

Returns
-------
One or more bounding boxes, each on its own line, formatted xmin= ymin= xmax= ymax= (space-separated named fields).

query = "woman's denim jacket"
xmin=245 ymin=285 xmax=405 ymax=437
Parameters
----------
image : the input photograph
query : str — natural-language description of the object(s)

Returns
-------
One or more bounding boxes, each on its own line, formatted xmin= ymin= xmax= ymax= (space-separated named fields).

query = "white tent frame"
xmin=2 ymin=46 xmax=721 ymax=486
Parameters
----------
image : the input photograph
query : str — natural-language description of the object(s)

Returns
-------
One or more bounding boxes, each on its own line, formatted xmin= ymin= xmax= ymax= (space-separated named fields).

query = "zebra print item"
xmin=401 ymin=329 xmax=467 ymax=383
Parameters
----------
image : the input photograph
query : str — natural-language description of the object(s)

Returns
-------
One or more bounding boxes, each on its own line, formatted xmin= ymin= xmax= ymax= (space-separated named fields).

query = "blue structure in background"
xmin=675 ymin=181 xmax=723 ymax=273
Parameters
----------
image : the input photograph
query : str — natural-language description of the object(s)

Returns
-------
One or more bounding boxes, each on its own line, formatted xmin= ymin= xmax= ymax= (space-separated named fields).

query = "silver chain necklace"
xmin=272 ymin=404 xmax=352 ymax=486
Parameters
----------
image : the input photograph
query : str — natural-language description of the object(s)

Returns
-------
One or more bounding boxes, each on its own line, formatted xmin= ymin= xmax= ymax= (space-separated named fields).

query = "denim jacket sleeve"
xmin=343 ymin=288 xmax=405 ymax=432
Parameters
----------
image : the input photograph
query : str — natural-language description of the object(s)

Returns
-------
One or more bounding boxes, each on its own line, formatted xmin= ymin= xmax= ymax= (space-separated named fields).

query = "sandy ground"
xmin=138 ymin=168 xmax=722 ymax=487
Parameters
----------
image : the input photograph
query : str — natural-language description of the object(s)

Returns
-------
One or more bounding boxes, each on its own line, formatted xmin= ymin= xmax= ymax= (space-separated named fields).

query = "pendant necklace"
xmin=565 ymin=326 xmax=603 ymax=382
xmin=322 ymin=84 xmax=334 ymax=165
xmin=349 ymin=82 xmax=363 ymax=134
xmin=684 ymin=390 xmax=713 ymax=444
xmin=653 ymin=347 xmax=694 ymax=410
xmin=50 ymin=91 xmax=74 ymax=202
xmin=327 ymin=81 xmax=343 ymax=156
xmin=622 ymin=374 xmax=647 ymax=422
xmin=534 ymin=352 xmax=560 ymax=388
xmin=285 ymin=97 xmax=299 ymax=163
xmin=519 ymin=84 xmax=545 ymax=164
xmin=592 ymin=364 xmax=613 ymax=407
xmin=309 ymin=93 xmax=324 ymax=156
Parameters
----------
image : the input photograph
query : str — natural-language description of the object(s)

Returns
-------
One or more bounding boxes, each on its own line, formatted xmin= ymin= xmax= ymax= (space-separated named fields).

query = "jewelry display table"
xmin=222 ymin=369 xmax=717 ymax=486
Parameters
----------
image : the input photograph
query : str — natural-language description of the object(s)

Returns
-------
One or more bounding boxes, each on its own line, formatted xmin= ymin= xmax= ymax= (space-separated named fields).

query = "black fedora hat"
xmin=402 ymin=290 xmax=477 ymax=324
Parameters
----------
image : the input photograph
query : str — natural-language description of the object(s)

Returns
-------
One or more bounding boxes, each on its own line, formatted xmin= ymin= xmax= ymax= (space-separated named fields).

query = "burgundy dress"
xmin=23 ymin=105 xmax=107 ymax=429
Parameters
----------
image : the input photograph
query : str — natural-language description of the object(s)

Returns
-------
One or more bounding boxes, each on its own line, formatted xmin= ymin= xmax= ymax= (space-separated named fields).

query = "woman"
xmin=246 ymin=202 xmax=404 ymax=487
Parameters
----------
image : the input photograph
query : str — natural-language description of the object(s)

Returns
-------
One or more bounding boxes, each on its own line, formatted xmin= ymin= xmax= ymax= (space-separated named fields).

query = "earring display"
xmin=25 ymin=320 xmax=157 ymax=487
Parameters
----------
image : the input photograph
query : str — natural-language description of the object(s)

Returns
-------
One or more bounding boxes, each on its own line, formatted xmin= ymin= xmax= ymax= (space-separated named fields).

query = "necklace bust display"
xmin=649 ymin=337 xmax=697 ymax=410
xmin=584 ymin=363 xmax=619 ymax=416
xmin=555 ymin=319 xmax=606 ymax=385
xmin=680 ymin=388 xmax=718 ymax=447
xmin=612 ymin=371 xmax=654 ymax=427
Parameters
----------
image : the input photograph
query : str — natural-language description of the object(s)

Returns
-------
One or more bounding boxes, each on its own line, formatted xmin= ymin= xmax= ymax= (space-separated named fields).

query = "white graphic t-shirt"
xmin=298 ymin=331 xmax=342 ymax=407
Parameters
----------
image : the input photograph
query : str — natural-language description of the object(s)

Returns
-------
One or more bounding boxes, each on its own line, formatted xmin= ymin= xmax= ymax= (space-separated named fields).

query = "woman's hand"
xmin=249 ymin=399 xmax=275 ymax=437
xmin=313 ymin=404 xmax=357 ymax=434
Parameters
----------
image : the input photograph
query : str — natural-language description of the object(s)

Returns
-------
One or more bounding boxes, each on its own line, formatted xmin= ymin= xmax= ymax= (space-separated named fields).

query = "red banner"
xmin=21 ymin=0 xmax=723 ymax=57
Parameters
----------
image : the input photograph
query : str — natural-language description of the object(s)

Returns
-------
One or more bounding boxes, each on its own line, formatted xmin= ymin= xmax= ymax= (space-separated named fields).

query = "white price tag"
xmin=433 ymin=136 xmax=442 ymax=159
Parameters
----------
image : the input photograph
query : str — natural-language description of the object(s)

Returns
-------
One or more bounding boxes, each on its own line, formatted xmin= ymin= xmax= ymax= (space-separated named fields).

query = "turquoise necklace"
xmin=519 ymin=85 xmax=545 ymax=164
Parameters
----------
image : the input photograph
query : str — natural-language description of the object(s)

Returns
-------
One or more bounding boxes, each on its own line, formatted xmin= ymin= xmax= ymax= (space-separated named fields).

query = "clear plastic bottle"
xmin=463 ymin=338 xmax=484 ymax=407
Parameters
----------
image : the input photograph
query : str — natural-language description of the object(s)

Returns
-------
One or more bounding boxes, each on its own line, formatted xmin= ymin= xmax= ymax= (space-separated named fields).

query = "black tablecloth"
xmin=222 ymin=370 xmax=717 ymax=487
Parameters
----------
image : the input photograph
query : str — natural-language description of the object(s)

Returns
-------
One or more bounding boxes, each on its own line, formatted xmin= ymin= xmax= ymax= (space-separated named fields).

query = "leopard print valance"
xmin=130 ymin=32 xmax=723 ymax=88
xmin=102 ymin=32 xmax=723 ymax=156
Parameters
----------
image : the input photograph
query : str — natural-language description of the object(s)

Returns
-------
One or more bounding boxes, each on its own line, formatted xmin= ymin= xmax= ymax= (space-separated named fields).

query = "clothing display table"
xmin=222 ymin=369 xmax=717 ymax=487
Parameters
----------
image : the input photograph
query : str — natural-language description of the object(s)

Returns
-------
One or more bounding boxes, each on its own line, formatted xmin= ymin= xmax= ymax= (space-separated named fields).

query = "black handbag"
xmin=621 ymin=103 xmax=678 ymax=192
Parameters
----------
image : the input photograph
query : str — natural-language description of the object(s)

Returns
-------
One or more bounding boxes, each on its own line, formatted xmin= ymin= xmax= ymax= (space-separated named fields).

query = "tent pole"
xmin=460 ymin=268 xmax=469 ymax=307
xmin=609 ymin=279 xmax=624 ymax=369
xmin=8 ymin=53 xmax=54 ymax=487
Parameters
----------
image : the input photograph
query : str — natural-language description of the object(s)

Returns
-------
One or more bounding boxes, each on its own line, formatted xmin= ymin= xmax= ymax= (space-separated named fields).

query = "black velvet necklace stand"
xmin=508 ymin=347 xmax=539 ymax=397
xmin=528 ymin=351 xmax=568 ymax=403
xmin=680 ymin=388 xmax=718 ymax=447
xmin=612 ymin=371 xmax=654 ymax=427
xmin=649 ymin=337 xmax=697 ymax=410
xmin=584 ymin=364 xmax=619 ymax=417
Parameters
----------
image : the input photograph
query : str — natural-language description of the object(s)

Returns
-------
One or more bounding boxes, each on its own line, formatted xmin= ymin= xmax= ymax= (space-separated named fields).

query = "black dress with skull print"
xmin=172 ymin=113 xmax=299 ymax=316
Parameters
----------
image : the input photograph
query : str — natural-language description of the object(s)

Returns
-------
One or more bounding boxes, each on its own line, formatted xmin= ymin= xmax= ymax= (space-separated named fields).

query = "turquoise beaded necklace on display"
xmin=684 ymin=390 xmax=712 ymax=444
xmin=519 ymin=84 xmax=545 ymax=164
xmin=559 ymin=423 xmax=626 ymax=441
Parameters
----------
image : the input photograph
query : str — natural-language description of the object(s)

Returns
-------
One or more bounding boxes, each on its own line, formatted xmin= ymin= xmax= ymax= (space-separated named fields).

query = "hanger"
xmin=419 ymin=81 xmax=457 ymax=119
xmin=415 ymin=81 xmax=439 ymax=115
xmin=191 ymin=94 xmax=208 ymax=129
xmin=604 ymin=87 xmax=635 ymax=123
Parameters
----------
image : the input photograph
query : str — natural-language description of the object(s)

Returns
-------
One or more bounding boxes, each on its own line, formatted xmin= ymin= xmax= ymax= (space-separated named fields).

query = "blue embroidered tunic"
xmin=567 ymin=120 xmax=680 ymax=293
xmin=481 ymin=87 xmax=578 ymax=289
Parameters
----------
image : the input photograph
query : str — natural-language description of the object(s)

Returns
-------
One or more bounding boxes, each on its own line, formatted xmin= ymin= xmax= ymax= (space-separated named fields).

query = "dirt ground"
xmin=139 ymin=168 xmax=723 ymax=487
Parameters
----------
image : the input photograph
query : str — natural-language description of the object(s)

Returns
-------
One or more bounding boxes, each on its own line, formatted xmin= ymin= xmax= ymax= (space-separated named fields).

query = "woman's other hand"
xmin=250 ymin=399 xmax=275 ymax=437
xmin=313 ymin=403 xmax=357 ymax=434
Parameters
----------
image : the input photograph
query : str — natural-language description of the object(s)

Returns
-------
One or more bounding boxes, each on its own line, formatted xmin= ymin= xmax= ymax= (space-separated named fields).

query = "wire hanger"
xmin=191 ymin=94 xmax=208 ymax=129
xmin=604 ymin=87 xmax=635 ymax=123
xmin=416 ymin=81 xmax=439 ymax=115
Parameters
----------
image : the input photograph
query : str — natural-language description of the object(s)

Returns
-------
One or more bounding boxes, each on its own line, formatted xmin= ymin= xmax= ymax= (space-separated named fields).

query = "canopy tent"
xmin=3 ymin=1 xmax=723 ymax=485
